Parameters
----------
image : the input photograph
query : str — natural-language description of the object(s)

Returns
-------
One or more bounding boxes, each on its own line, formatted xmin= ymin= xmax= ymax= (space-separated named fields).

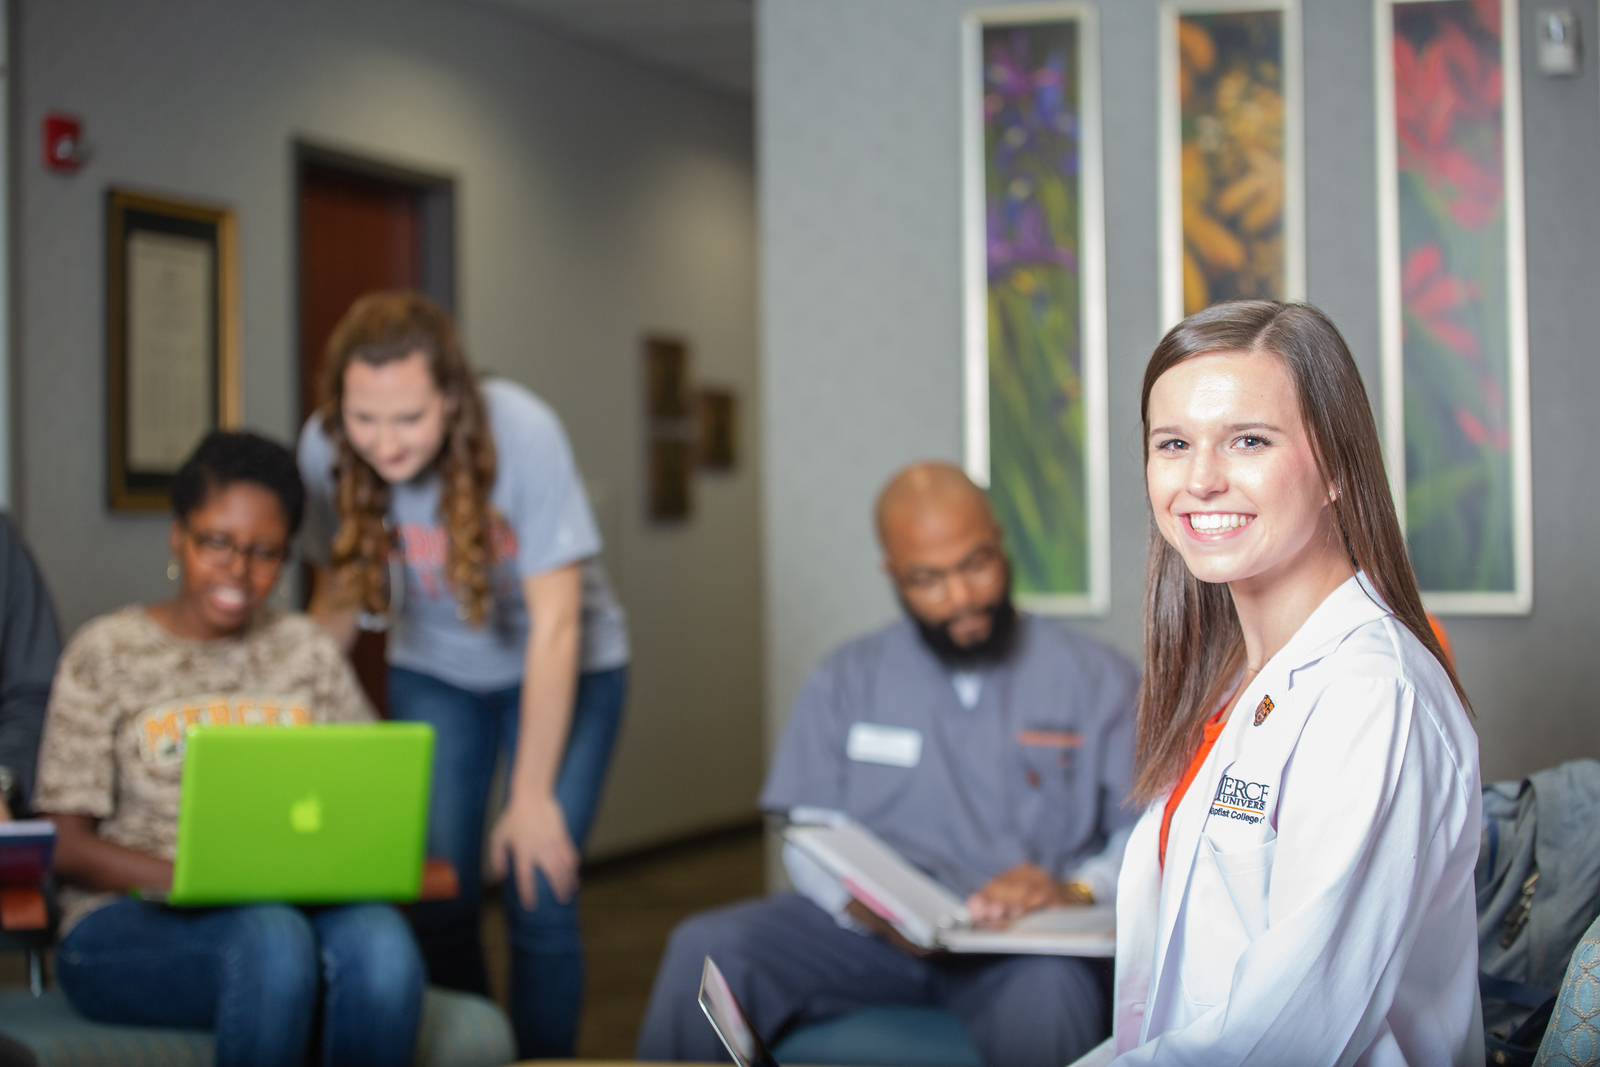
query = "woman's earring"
xmin=166 ymin=559 xmax=179 ymax=581
xmin=1328 ymin=487 xmax=1339 ymax=502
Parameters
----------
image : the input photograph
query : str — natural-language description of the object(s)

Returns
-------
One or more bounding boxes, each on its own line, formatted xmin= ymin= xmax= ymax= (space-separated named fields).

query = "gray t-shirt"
xmin=761 ymin=613 xmax=1139 ymax=897
xmin=298 ymin=378 xmax=629 ymax=690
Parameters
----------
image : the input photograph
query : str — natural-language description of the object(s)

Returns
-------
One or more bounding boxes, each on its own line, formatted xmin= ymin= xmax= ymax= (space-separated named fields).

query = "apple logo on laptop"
xmin=290 ymin=794 xmax=322 ymax=834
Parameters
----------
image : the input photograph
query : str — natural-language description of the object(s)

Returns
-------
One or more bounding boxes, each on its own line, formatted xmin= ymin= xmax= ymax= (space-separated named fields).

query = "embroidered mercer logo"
xmin=1253 ymin=695 xmax=1275 ymax=727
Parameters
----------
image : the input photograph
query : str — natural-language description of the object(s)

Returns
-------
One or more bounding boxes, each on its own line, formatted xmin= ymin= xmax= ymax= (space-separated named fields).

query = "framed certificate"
xmin=106 ymin=189 xmax=240 ymax=511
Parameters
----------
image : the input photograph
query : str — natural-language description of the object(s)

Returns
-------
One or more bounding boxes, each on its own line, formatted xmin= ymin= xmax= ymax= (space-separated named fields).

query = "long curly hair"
xmin=318 ymin=292 xmax=497 ymax=626
xmin=1131 ymin=300 xmax=1470 ymax=805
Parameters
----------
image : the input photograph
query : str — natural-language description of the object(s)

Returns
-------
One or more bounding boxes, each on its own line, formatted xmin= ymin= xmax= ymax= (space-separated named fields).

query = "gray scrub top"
xmin=761 ymin=613 xmax=1139 ymax=898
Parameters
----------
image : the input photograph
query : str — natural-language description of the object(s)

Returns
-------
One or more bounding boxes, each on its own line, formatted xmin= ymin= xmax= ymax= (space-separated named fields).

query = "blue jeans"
xmin=56 ymin=898 xmax=424 ymax=1067
xmin=387 ymin=664 xmax=627 ymax=1058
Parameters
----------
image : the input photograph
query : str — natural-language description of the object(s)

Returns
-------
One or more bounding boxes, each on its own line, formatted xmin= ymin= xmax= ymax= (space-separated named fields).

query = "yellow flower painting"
xmin=1176 ymin=9 xmax=1288 ymax=315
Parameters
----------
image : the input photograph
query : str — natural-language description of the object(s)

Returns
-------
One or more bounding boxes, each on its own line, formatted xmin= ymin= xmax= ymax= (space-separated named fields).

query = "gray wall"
xmin=18 ymin=0 xmax=763 ymax=855
xmin=759 ymin=0 xmax=1600 ymax=783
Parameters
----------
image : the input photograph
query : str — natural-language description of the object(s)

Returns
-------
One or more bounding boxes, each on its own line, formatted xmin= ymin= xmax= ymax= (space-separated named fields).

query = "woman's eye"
xmin=1236 ymin=435 xmax=1269 ymax=450
xmin=1155 ymin=438 xmax=1186 ymax=453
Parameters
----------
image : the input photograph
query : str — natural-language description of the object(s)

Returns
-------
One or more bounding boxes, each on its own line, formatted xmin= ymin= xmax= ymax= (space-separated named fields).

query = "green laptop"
xmin=167 ymin=723 xmax=434 ymax=906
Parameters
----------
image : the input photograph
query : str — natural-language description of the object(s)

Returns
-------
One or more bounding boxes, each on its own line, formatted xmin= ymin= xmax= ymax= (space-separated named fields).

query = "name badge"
xmin=1016 ymin=729 xmax=1082 ymax=749
xmin=846 ymin=723 xmax=922 ymax=768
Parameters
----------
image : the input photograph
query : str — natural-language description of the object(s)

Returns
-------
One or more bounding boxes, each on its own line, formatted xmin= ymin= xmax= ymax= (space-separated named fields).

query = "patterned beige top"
xmin=33 ymin=606 xmax=372 ymax=933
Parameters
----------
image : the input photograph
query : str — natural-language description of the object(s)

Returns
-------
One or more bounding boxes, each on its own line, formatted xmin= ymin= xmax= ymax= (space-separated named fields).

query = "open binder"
xmin=783 ymin=815 xmax=1115 ymax=957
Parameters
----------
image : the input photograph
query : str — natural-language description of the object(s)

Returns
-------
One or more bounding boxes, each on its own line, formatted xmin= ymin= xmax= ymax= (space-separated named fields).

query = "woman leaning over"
xmin=36 ymin=431 xmax=424 ymax=1067
xmin=298 ymin=291 xmax=629 ymax=1058
xmin=1110 ymin=301 xmax=1482 ymax=1064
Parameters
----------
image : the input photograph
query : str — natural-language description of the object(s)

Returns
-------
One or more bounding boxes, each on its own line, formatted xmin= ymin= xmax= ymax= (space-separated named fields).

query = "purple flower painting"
xmin=980 ymin=19 xmax=1089 ymax=600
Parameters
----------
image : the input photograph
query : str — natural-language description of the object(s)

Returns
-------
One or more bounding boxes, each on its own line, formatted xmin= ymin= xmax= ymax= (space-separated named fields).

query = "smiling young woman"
xmin=1108 ymin=301 xmax=1482 ymax=1065
xmin=297 ymin=292 xmax=630 ymax=1059
xmin=34 ymin=432 xmax=423 ymax=1067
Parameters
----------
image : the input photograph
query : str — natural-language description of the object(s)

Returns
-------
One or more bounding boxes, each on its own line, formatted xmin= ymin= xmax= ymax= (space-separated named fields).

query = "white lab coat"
xmin=1111 ymin=575 xmax=1484 ymax=1066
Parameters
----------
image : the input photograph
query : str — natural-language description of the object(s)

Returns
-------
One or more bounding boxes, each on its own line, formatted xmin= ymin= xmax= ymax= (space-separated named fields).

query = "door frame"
xmin=290 ymin=142 xmax=457 ymax=633
xmin=292 ymin=140 xmax=457 ymax=424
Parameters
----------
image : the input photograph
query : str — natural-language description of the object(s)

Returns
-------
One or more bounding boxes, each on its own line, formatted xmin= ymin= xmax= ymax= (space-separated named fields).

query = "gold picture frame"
xmin=107 ymin=188 xmax=240 ymax=512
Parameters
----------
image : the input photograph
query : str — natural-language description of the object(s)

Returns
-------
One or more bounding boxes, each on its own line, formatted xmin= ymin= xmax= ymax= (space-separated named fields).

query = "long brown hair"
xmin=318 ymin=291 xmax=498 ymax=626
xmin=1132 ymin=300 xmax=1469 ymax=804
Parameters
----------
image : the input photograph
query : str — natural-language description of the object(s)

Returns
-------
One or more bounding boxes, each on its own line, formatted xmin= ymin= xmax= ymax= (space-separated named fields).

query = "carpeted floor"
xmin=486 ymin=823 xmax=767 ymax=1058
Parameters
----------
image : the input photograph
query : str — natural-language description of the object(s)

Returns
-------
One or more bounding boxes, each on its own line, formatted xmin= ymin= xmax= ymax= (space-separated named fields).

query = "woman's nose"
xmin=1187 ymin=449 xmax=1227 ymax=497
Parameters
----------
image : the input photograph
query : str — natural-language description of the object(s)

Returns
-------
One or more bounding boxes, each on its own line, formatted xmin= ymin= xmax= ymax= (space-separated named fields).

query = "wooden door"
xmin=298 ymin=164 xmax=424 ymax=715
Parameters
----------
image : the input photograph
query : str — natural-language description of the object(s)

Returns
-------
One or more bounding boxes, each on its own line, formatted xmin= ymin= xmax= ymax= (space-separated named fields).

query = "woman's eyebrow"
xmin=1147 ymin=420 xmax=1285 ymax=437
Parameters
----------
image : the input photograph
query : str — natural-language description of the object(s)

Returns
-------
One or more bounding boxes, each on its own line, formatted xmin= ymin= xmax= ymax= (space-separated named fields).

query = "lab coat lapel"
xmin=1144 ymin=678 xmax=1257 ymax=1034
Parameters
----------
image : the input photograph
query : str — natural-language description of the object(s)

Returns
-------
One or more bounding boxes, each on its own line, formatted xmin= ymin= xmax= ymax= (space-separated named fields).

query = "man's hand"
xmin=844 ymin=899 xmax=932 ymax=957
xmin=965 ymin=863 xmax=1087 ymax=925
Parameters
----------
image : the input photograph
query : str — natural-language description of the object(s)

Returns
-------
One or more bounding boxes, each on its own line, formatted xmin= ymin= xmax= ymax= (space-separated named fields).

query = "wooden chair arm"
xmin=0 ymin=887 xmax=47 ymax=931
xmin=418 ymin=858 xmax=459 ymax=902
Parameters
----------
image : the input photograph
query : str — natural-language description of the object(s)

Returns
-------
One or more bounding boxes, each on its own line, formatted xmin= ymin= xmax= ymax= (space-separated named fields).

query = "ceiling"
xmin=469 ymin=0 xmax=754 ymax=98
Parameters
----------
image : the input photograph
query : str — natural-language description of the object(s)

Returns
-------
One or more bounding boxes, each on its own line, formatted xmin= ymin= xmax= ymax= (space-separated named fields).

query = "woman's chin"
xmin=197 ymin=599 xmax=256 ymax=635
xmin=1175 ymin=551 xmax=1255 ymax=587
xmin=369 ymin=456 xmax=427 ymax=483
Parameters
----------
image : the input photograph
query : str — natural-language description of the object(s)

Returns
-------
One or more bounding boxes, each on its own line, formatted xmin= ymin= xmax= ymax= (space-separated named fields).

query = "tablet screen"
xmin=698 ymin=956 xmax=780 ymax=1067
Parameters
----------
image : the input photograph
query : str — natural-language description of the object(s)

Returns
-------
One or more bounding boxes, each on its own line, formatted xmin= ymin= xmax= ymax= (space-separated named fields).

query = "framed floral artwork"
xmin=1159 ymin=0 xmax=1305 ymax=329
xmin=1376 ymin=0 xmax=1531 ymax=613
xmin=961 ymin=3 xmax=1109 ymax=615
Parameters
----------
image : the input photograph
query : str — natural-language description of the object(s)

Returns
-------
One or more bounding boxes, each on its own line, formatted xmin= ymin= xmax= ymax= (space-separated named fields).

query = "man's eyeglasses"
xmin=896 ymin=545 xmax=1005 ymax=604
xmin=186 ymin=528 xmax=290 ymax=570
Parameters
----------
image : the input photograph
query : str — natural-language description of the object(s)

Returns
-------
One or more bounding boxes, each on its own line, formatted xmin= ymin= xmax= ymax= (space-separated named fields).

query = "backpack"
xmin=1477 ymin=760 xmax=1600 ymax=1065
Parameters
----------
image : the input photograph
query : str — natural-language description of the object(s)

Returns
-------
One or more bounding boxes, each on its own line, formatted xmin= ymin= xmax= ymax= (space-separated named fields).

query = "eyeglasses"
xmin=186 ymin=528 xmax=290 ymax=570
xmin=895 ymin=545 xmax=1006 ymax=604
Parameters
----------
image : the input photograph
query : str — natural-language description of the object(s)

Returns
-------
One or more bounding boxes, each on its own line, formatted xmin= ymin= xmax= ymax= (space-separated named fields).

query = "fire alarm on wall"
xmin=42 ymin=112 xmax=83 ymax=173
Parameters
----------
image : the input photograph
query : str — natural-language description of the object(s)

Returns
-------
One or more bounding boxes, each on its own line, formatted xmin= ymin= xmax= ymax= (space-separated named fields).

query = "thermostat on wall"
xmin=1537 ymin=9 xmax=1581 ymax=76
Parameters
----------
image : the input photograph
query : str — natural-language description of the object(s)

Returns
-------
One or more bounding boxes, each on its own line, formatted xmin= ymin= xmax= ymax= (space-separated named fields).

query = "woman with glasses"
xmin=34 ymin=430 xmax=424 ymax=1067
xmin=296 ymin=291 xmax=629 ymax=1059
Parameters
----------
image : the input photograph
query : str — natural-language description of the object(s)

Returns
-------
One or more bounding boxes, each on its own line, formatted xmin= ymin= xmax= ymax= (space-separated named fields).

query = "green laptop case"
xmin=170 ymin=723 xmax=434 ymax=906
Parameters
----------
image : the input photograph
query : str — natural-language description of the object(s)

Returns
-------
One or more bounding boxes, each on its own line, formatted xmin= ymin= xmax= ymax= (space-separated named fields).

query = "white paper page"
xmin=939 ymin=904 xmax=1116 ymax=957
xmin=127 ymin=230 xmax=214 ymax=472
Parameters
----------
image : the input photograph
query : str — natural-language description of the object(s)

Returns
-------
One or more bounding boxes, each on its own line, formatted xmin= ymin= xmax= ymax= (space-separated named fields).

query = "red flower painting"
xmin=1390 ymin=0 xmax=1515 ymax=594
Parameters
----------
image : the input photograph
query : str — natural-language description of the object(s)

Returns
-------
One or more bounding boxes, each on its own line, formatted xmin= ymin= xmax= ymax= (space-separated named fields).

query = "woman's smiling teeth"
xmin=1187 ymin=512 xmax=1253 ymax=532
xmin=210 ymin=586 xmax=248 ymax=610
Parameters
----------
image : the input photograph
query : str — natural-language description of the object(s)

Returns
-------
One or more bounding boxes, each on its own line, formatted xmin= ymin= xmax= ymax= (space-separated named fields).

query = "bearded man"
xmin=636 ymin=463 xmax=1138 ymax=1067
